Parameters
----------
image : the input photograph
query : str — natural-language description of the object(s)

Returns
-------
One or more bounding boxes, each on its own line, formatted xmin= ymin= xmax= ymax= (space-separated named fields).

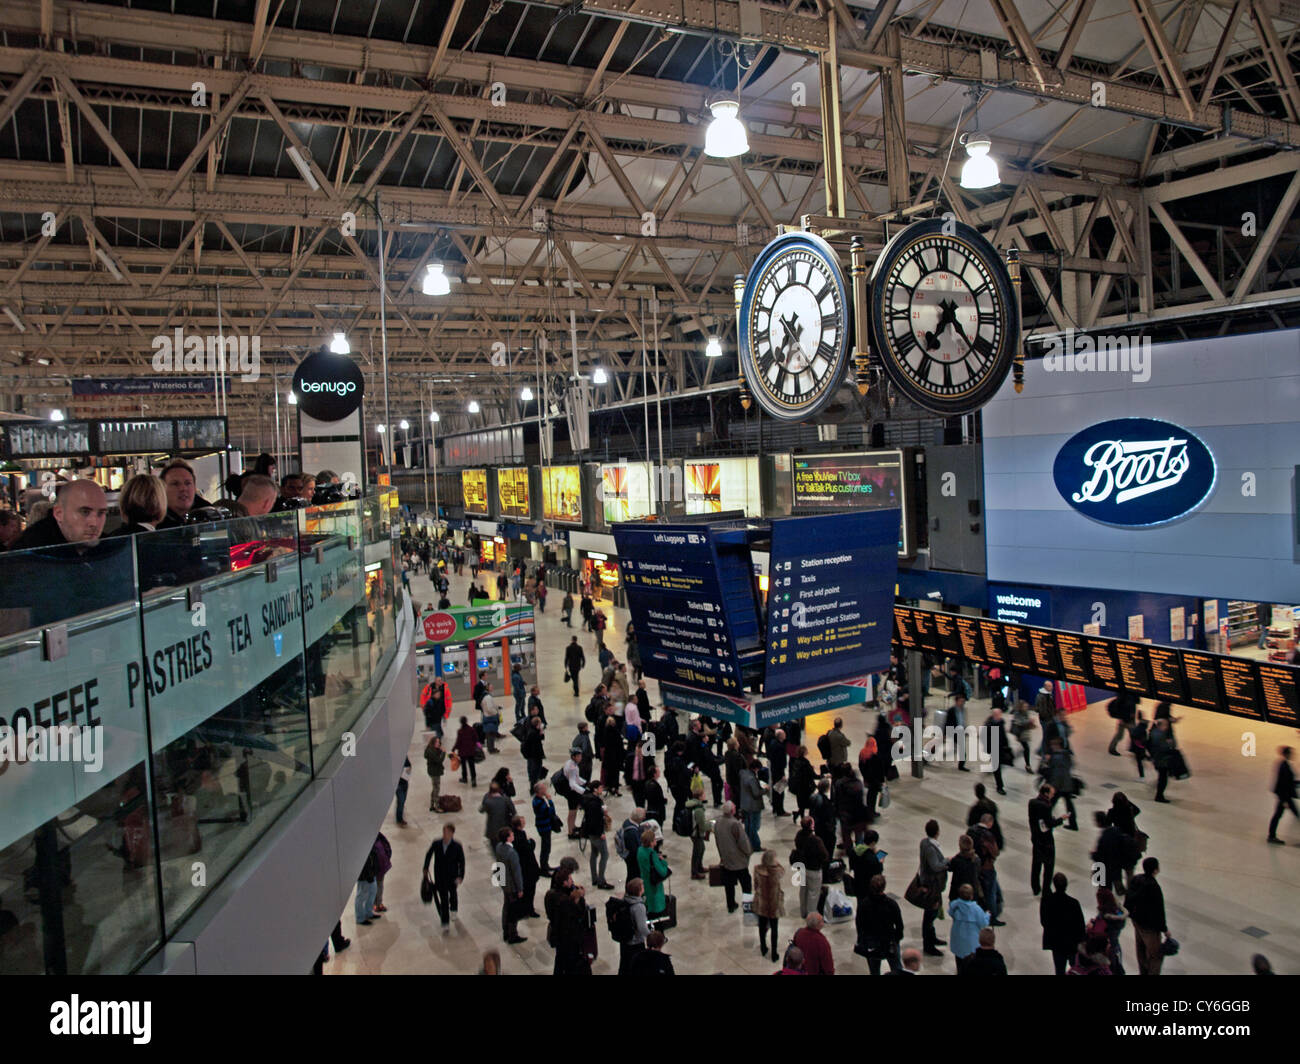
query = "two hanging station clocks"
xmin=736 ymin=218 xmax=1023 ymax=422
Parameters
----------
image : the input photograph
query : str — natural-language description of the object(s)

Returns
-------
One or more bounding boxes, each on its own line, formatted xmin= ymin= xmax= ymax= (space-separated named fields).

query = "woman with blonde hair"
xmin=751 ymin=848 xmax=785 ymax=962
xmin=111 ymin=473 xmax=168 ymax=535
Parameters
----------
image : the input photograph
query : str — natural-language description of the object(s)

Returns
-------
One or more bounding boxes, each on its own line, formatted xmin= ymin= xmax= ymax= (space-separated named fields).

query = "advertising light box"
xmin=685 ymin=458 xmax=763 ymax=517
xmin=497 ymin=467 xmax=531 ymax=519
xmin=542 ymin=465 xmax=583 ymax=523
xmin=791 ymin=450 xmax=910 ymax=555
xmin=461 ymin=468 xmax=489 ymax=516
xmin=602 ymin=462 xmax=655 ymax=523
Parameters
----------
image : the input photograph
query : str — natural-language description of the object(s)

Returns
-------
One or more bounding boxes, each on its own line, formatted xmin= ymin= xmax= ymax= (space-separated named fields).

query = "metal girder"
xmin=430 ymin=101 xmax=511 ymax=216
xmin=1127 ymin=0 xmax=1198 ymax=121
xmin=1232 ymin=168 xmax=1300 ymax=301
xmin=987 ymin=0 xmax=1053 ymax=90
xmin=1248 ymin=0 xmax=1300 ymax=123
xmin=0 ymin=57 xmax=45 ymax=131
xmin=1199 ymin=0 xmax=1248 ymax=112
xmin=1149 ymin=199 xmax=1226 ymax=302
xmin=0 ymin=48 xmax=1143 ymax=187
xmin=52 ymin=73 xmax=153 ymax=196
xmin=1054 ymin=0 xmax=1097 ymax=71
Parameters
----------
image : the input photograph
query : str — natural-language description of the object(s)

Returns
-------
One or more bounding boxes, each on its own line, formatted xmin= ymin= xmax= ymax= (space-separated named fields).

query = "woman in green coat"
xmin=636 ymin=827 xmax=670 ymax=917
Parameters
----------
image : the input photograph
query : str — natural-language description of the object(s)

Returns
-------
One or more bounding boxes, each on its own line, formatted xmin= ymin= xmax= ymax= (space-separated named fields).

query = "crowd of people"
xmin=314 ymin=553 xmax=1295 ymax=978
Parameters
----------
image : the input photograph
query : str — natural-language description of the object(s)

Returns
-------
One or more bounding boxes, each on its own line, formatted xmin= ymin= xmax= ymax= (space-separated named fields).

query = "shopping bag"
xmin=742 ymin=892 xmax=757 ymax=926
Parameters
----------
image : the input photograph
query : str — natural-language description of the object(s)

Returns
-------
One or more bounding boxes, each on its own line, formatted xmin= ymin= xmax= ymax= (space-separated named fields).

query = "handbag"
xmin=563 ymin=670 xmax=570 ymax=683
xmin=473 ymin=743 xmax=486 ymax=763
xmin=420 ymin=871 xmax=435 ymax=904
xmin=449 ymin=752 xmax=461 ymax=772
xmin=904 ymin=874 xmax=932 ymax=910
xmin=879 ymin=784 xmax=891 ymax=810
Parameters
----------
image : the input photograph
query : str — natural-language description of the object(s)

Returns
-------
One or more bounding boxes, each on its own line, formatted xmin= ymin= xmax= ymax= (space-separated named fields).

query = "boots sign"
xmin=1052 ymin=417 xmax=1216 ymax=527
xmin=291 ymin=348 xmax=365 ymax=421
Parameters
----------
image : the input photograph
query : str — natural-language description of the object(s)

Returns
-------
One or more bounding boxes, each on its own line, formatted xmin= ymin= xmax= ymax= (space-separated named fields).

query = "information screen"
xmin=791 ymin=450 xmax=909 ymax=555
xmin=601 ymin=462 xmax=655 ymax=523
xmin=1001 ymin=623 xmax=1036 ymax=672
xmin=1084 ymin=637 xmax=1123 ymax=690
xmin=1113 ymin=642 xmax=1154 ymax=697
xmin=1217 ymin=656 xmax=1263 ymax=719
xmin=1055 ymin=632 xmax=1093 ymax=685
xmin=1146 ymin=646 xmax=1186 ymax=703
xmin=763 ymin=510 xmax=898 ymax=696
xmin=1257 ymin=663 xmax=1300 ymax=726
xmin=685 ymin=458 xmax=762 ymax=517
xmin=1180 ymin=650 xmax=1222 ymax=710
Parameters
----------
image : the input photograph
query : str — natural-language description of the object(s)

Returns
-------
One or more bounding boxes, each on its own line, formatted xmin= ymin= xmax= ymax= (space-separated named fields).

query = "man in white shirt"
xmin=562 ymin=752 xmax=586 ymax=838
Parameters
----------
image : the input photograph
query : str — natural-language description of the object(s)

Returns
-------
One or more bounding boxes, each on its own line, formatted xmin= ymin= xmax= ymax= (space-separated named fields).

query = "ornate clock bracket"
xmin=1007 ymin=246 xmax=1026 ymax=394
xmin=734 ymin=272 xmax=751 ymax=410
xmin=850 ymin=237 xmax=872 ymax=397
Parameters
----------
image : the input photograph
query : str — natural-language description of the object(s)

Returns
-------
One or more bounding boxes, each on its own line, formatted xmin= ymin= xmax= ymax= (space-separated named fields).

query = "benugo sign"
xmin=291 ymin=349 xmax=365 ymax=421
xmin=1052 ymin=417 xmax=1217 ymax=527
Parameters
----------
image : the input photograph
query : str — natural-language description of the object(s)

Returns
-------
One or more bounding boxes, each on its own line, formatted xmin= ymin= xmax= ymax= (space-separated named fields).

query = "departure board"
xmin=894 ymin=606 xmax=917 ymax=650
xmin=1001 ymin=623 xmax=1036 ymax=672
xmin=933 ymin=612 xmax=962 ymax=658
xmin=1217 ymin=656 xmax=1263 ymax=719
xmin=978 ymin=619 xmax=1008 ymax=664
xmin=1257 ymin=663 xmax=1300 ymax=726
xmin=1180 ymin=651 xmax=1221 ymax=710
xmin=1146 ymin=646 xmax=1186 ymax=704
xmin=1055 ymin=632 xmax=1092 ymax=685
xmin=1114 ymin=642 xmax=1154 ymax=697
xmin=954 ymin=616 xmax=986 ymax=662
xmin=912 ymin=609 xmax=940 ymax=655
xmin=1027 ymin=628 xmax=1062 ymax=677
xmin=1084 ymin=637 xmax=1123 ymax=690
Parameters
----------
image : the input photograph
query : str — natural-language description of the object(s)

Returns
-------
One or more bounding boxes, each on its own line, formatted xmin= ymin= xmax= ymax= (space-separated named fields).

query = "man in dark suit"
xmin=511 ymin=816 xmax=543 ymax=917
xmin=423 ymin=823 xmax=465 ymax=928
xmin=564 ymin=637 xmax=585 ymax=697
xmin=1268 ymin=746 xmax=1298 ymax=844
xmin=1028 ymin=784 xmax=1065 ymax=897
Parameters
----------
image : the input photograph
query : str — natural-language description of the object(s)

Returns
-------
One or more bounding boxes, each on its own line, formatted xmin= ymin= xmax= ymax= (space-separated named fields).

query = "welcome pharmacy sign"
xmin=1052 ymin=417 xmax=1217 ymax=527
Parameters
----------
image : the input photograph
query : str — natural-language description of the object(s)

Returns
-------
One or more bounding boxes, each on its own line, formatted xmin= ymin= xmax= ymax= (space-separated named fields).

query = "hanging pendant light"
xmin=960 ymin=134 xmax=1000 ymax=189
xmin=422 ymin=263 xmax=451 ymax=296
xmin=705 ymin=99 xmax=749 ymax=158
xmin=705 ymin=336 xmax=723 ymax=358
xmin=330 ymin=331 xmax=350 ymax=354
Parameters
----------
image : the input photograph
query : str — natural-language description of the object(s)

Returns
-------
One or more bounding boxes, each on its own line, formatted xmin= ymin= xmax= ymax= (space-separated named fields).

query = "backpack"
xmin=614 ymin=822 xmax=639 ymax=860
xmin=816 ymin=733 xmax=832 ymax=761
xmin=672 ymin=804 xmax=693 ymax=837
xmin=1086 ymin=913 xmax=1110 ymax=942
xmin=551 ymin=768 xmax=571 ymax=798
xmin=606 ymin=896 xmax=636 ymax=943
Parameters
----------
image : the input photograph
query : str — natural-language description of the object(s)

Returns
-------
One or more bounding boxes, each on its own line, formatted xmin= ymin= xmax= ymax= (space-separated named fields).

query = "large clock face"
xmin=739 ymin=232 xmax=851 ymax=422
xmin=869 ymin=218 xmax=1019 ymax=416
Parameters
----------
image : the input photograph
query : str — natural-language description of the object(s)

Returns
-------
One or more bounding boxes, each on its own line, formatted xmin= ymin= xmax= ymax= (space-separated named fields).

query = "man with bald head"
xmin=14 ymin=480 xmax=108 ymax=549
xmin=237 ymin=474 xmax=279 ymax=516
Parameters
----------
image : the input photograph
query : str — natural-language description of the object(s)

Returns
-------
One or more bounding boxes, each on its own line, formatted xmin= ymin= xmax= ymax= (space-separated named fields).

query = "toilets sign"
xmin=1053 ymin=417 xmax=1216 ymax=527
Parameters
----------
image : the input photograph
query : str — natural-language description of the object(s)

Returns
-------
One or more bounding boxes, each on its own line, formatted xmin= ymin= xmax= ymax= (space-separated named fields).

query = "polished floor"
xmin=326 ymin=561 xmax=1300 ymax=975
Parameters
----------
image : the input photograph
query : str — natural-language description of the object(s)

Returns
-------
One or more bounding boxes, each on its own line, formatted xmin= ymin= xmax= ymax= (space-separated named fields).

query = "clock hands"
xmin=778 ymin=312 xmax=805 ymax=366
xmin=923 ymin=297 xmax=973 ymax=353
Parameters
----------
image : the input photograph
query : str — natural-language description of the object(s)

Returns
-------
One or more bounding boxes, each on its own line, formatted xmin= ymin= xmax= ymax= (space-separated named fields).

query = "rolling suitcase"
xmin=582 ymin=903 xmax=599 ymax=962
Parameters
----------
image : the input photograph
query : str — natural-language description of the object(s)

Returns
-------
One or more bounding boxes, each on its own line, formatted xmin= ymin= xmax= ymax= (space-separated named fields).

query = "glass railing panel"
xmin=0 ymin=539 xmax=160 ymax=974
xmin=135 ymin=513 xmax=312 ymax=934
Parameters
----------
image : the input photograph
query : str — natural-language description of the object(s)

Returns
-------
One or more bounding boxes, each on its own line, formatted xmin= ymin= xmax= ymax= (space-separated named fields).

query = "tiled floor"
xmin=326 ymin=563 xmax=1300 ymax=975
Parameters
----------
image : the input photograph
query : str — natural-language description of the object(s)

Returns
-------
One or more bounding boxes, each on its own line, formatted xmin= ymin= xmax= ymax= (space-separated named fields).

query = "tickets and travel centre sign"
xmin=1052 ymin=418 xmax=1217 ymax=526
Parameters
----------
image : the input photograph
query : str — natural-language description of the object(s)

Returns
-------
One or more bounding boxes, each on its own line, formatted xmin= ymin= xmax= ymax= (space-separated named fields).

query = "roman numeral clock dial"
xmin=867 ymin=218 xmax=1020 ymax=416
xmin=738 ymin=232 xmax=852 ymax=422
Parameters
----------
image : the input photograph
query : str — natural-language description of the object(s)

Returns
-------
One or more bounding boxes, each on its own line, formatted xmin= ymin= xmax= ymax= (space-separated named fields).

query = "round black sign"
xmin=291 ymin=348 xmax=365 ymax=421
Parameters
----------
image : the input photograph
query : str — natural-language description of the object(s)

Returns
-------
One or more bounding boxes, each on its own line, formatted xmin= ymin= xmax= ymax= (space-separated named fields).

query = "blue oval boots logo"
xmin=1052 ymin=417 xmax=1216 ymax=526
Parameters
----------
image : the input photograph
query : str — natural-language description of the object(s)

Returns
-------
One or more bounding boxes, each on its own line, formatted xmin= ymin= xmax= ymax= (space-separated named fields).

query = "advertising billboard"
xmin=461 ymin=468 xmax=488 ymax=515
xmin=601 ymin=462 xmax=655 ymax=523
xmin=542 ymin=465 xmax=583 ymax=523
xmin=497 ymin=466 xmax=531 ymax=519
xmin=791 ymin=450 xmax=909 ymax=554
xmin=685 ymin=457 xmax=762 ymax=517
